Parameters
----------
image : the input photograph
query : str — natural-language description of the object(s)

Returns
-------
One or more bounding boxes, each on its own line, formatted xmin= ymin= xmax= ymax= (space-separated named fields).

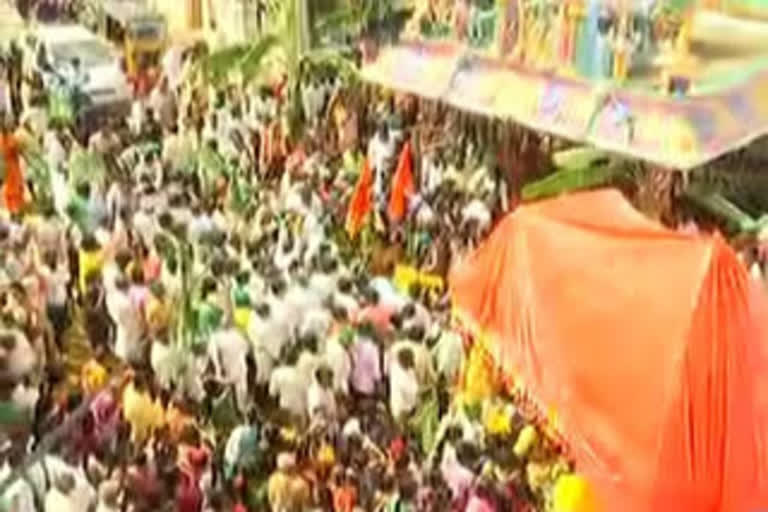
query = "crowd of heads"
xmin=0 ymin=44 xmax=573 ymax=511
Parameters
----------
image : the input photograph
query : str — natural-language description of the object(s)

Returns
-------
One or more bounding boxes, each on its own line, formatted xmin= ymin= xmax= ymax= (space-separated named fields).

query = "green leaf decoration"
xmin=522 ymin=163 xmax=625 ymax=201
xmin=683 ymin=185 xmax=756 ymax=232
xmin=198 ymin=34 xmax=279 ymax=86
xmin=409 ymin=389 xmax=440 ymax=455
xmin=68 ymin=149 xmax=107 ymax=189
xmin=552 ymin=146 xmax=610 ymax=171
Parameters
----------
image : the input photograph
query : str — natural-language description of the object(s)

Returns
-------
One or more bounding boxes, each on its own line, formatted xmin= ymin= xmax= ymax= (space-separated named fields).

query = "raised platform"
xmin=361 ymin=12 xmax=768 ymax=170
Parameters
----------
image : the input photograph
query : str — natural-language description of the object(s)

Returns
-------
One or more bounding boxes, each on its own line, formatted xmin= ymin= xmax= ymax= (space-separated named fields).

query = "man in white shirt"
xmin=208 ymin=327 xmax=251 ymax=413
xmin=388 ymin=346 xmax=419 ymax=421
xmin=324 ymin=331 xmax=351 ymax=395
xmin=387 ymin=327 xmax=435 ymax=389
xmin=149 ymin=77 xmax=175 ymax=128
xmin=462 ymin=197 xmax=492 ymax=237
xmin=367 ymin=123 xmax=396 ymax=214
xmin=247 ymin=303 xmax=278 ymax=384
xmin=369 ymin=276 xmax=409 ymax=312
xmin=109 ymin=278 xmax=144 ymax=365
xmin=431 ymin=328 xmax=465 ymax=384
xmin=307 ymin=365 xmax=337 ymax=421
xmin=131 ymin=204 xmax=158 ymax=248
xmin=269 ymin=360 xmax=306 ymax=421
xmin=40 ymin=250 xmax=70 ymax=351
xmin=162 ymin=124 xmax=186 ymax=171
xmin=0 ymin=330 xmax=37 ymax=383
xmin=0 ymin=450 xmax=37 ymax=512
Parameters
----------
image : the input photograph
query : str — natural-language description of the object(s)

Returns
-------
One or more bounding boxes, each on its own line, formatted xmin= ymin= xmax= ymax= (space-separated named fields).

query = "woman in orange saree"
xmin=0 ymin=118 xmax=24 ymax=216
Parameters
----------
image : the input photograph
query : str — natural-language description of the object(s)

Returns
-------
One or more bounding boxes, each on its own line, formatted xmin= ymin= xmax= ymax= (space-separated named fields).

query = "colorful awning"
xmin=359 ymin=42 xmax=461 ymax=100
xmin=361 ymin=41 xmax=768 ymax=170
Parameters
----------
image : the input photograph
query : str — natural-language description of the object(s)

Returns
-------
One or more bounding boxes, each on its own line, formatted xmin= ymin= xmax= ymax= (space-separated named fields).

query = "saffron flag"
xmin=346 ymin=158 xmax=373 ymax=239
xmin=388 ymin=141 xmax=415 ymax=223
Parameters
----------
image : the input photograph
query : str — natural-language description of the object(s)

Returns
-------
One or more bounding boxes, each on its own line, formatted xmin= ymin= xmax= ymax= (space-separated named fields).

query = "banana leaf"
xmin=552 ymin=146 xmax=610 ymax=171
xmin=199 ymin=34 xmax=279 ymax=85
xmin=197 ymin=145 xmax=230 ymax=196
xmin=21 ymin=147 xmax=51 ymax=190
xmin=68 ymin=149 xmax=107 ymax=188
xmin=21 ymin=147 xmax=53 ymax=210
xmin=409 ymin=389 xmax=440 ymax=455
xmin=662 ymin=0 xmax=695 ymax=12
xmin=522 ymin=163 xmax=626 ymax=202
xmin=683 ymin=186 xmax=756 ymax=233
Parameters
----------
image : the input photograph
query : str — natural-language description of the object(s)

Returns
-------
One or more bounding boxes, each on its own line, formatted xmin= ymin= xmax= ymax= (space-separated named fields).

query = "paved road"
xmin=0 ymin=0 xmax=25 ymax=42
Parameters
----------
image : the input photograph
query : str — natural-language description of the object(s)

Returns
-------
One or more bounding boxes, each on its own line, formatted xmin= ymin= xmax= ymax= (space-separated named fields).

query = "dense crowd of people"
xmin=0 ymin=40 xmax=576 ymax=512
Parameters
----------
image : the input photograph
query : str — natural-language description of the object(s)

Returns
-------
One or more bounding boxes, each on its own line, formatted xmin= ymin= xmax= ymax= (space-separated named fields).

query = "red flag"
xmin=346 ymin=158 xmax=373 ymax=238
xmin=388 ymin=141 xmax=415 ymax=223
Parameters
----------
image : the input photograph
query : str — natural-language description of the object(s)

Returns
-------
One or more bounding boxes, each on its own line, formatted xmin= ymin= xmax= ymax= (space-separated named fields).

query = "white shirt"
xmin=269 ymin=365 xmax=306 ymax=417
xmin=367 ymin=133 xmax=396 ymax=175
xmin=37 ymin=457 xmax=96 ymax=512
xmin=300 ymin=308 xmax=332 ymax=342
xmin=149 ymin=88 xmax=168 ymax=119
xmin=150 ymin=340 xmax=176 ymax=390
xmin=462 ymin=199 xmax=492 ymax=232
xmin=129 ymin=99 xmax=145 ymax=133
xmin=389 ymin=361 xmax=419 ymax=418
xmin=387 ymin=340 xmax=434 ymax=387
xmin=188 ymin=214 xmax=214 ymax=243
xmin=324 ymin=337 xmax=351 ymax=394
xmin=40 ymin=264 xmax=69 ymax=306
xmin=432 ymin=330 xmax=465 ymax=382
xmin=224 ymin=424 xmax=254 ymax=468
xmin=162 ymin=132 xmax=186 ymax=170
xmin=370 ymin=277 xmax=408 ymax=311
xmin=0 ymin=330 xmax=37 ymax=381
xmin=208 ymin=328 xmax=250 ymax=383
xmin=307 ymin=380 xmax=337 ymax=419
xmin=296 ymin=351 xmax=323 ymax=388
xmin=403 ymin=301 xmax=432 ymax=334
xmin=105 ymin=183 xmax=124 ymax=221
xmin=162 ymin=47 xmax=183 ymax=90
xmin=0 ymin=462 xmax=36 ymax=512
xmin=309 ymin=272 xmax=337 ymax=304
xmin=45 ymin=488 xmax=76 ymax=512
xmin=111 ymin=290 xmax=144 ymax=363
xmin=132 ymin=210 xmax=158 ymax=246
xmin=332 ymin=292 xmax=359 ymax=318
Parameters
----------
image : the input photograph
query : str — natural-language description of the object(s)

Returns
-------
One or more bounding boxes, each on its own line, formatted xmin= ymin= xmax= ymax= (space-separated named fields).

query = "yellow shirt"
xmin=484 ymin=404 xmax=512 ymax=436
xmin=146 ymin=296 xmax=172 ymax=335
xmin=514 ymin=425 xmax=539 ymax=459
xmin=165 ymin=404 xmax=195 ymax=442
xmin=234 ymin=307 xmax=251 ymax=333
xmin=268 ymin=471 xmax=310 ymax=512
xmin=81 ymin=359 xmax=108 ymax=394
xmin=122 ymin=383 xmax=164 ymax=443
xmin=79 ymin=249 xmax=105 ymax=292
xmin=462 ymin=342 xmax=495 ymax=404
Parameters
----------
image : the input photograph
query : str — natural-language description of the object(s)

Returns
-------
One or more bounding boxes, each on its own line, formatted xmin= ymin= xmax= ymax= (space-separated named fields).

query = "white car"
xmin=26 ymin=24 xmax=132 ymax=114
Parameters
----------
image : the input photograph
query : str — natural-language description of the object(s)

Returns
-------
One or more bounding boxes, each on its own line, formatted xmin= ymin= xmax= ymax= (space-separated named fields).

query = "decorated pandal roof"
xmin=361 ymin=2 xmax=768 ymax=169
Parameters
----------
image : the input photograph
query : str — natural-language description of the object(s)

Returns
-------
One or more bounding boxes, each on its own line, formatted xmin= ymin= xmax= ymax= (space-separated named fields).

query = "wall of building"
xmin=149 ymin=0 xmax=266 ymax=46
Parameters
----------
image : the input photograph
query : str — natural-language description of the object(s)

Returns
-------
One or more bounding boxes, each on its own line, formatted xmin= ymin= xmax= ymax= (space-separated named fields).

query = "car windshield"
xmin=50 ymin=39 xmax=113 ymax=67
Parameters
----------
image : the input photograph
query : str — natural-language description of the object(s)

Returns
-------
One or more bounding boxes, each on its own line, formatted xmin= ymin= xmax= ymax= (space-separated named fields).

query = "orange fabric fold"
xmin=450 ymin=189 xmax=768 ymax=512
xmin=1 ymin=133 xmax=24 ymax=215
xmin=388 ymin=141 xmax=414 ymax=222
xmin=345 ymin=158 xmax=373 ymax=239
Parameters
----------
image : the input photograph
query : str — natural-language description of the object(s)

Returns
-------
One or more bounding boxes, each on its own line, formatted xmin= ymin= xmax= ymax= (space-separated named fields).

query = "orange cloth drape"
xmin=1 ymin=132 xmax=24 ymax=215
xmin=388 ymin=140 xmax=415 ymax=223
xmin=345 ymin=158 xmax=373 ymax=239
xmin=450 ymin=189 xmax=768 ymax=512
